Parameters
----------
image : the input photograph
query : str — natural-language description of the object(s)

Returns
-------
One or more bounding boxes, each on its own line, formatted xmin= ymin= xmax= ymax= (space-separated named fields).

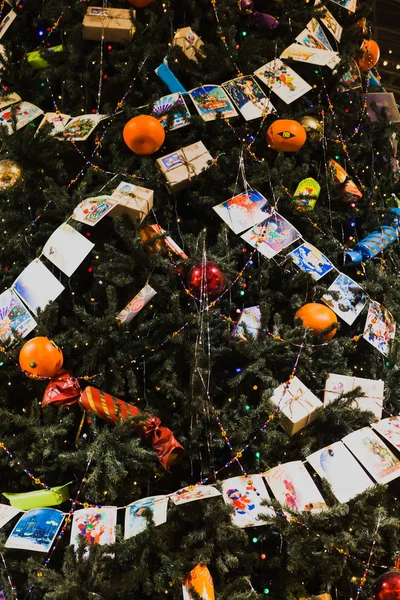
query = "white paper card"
xmin=71 ymin=506 xmax=117 ymax=550
xmin=124 ymin=495 xmax=168 ymax=539
xmin=373 ymin=417 xmax=400 ymax=453
xmin=5 ymin=508 xmax=64 ymax=552
xmin=342 ymin=427 xmax=400 ymax=485
xmin=221 ymin=474 xmax=274 ymax=527
xmin=0 ymin=504 xmax=21 ymax=529
xmin=307 ymin=441 xmax=374 ymax=503
xmin=254 ymin=58 xmax=312 ymax=105
xmin=169 ymin=485 xmax=221 ymax=505
xmin=264 ymin=461 xmax=327 ymax=512
xmin=13 ymin=259 xmax=64 ymax=315
xmin=43 ymin=223 xmax=94 ymax=277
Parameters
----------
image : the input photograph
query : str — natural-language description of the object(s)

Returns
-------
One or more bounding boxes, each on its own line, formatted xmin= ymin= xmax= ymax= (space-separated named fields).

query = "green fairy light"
xmin=263 ymin=588 xmax=270 ymax=594
xmin=245 ymin=405 xmax=250 ymax=411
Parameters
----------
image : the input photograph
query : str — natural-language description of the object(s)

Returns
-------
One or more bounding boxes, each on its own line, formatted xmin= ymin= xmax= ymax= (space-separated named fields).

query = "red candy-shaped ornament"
xmin=373 ymin=571 xmax=400 ymax=600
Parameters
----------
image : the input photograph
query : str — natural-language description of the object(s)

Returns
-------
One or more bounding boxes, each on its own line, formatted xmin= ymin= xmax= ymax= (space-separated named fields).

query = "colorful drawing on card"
xmin=43 ymin=223 xmax=94 ymax=277
xmin=322 ymin=273 xmax=366 ymax=325
xmin=342 ymin=427 xmax=400 ymax=484
xmin=264 ymin=461 xmax=327 ymax=512
xmin=363 ymin=301 xmax=396 ymax=356
xmin=72 ymin=195 xmax=117 ymax=227
xmin=0 ymin=504 xmax=20 ymax=529
xmin=241 ymin=213 xmax=301 ymax=259
xmin=5 ymin=508 xmax=64 ymax=553
xmin=296 ymin=18 xmax=333 ymax=51
xmin=221 ymin=474 xmax=274 ymax=528
xmin=60 ymin=113 xmax=108 ymax=141
xmin=12 ymin=259 xmax=64 ymax=316
xmin=189 ymin=84 xmax=238 ymax=121
xmin=233 ymin=306 xmax=262 ymax=340
xmin=152 ymin=92 xmax=191 ymax=130
xmin=71 ymin=507 xmax=117 ymax=551
xmin=319 ymin=7 xmax=343 ymax=42
xmin=0 ymin=288 xmax=36 ymax=344
xmin=338 ymin=60 xmax=361 ymax=92
xmin=182 ymin=563 xmax=215 ymax=600
xmin=213 ymin=189 xmax=270 ymax=234
xmin=329 ymin=0 xmax=357 ymax=13
xmin=0 ymin=101 xmax=43 ymax=134
xmin=170 ymin=485 xmax=221 ymax=506
xmin=36 ymin=112 xmax=71 ymax=136
xmin=254 ymin=58 xmax=312 ymax=104
xmin=289 ymin=242 xmax=333 ymax=281
xmin=373 ymin=417 xmax=400 ymax=453
xmin=0 ymin=92 xmax=21 ymax=111
xmin=307 ymin=441 xmax=374 ymax=503
xmin=124 ymin=495 xmax=168 ymax=539
xmin=280 ymin=44 xmax=340 ymax=67
xmin=222 ymin=75 xmax=276 ymax=121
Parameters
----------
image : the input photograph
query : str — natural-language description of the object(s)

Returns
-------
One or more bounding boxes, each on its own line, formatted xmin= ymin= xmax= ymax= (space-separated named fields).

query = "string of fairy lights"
xmin=0 ymin=0 xmax=398 ymax=597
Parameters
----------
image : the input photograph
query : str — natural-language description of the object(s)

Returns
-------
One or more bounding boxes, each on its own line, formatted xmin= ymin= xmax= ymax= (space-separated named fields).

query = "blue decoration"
xmin=154 ymin=58 xmax=187 ymax=94
xmin=345 ymin=208 xmax=400 ymax=265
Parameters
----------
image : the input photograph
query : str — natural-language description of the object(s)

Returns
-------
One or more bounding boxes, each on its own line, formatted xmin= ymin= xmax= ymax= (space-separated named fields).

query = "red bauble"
xmin=373 ymin=571 xmax=400 ymax=600
xmin=187 ymin=261 xmax=226 ymax=297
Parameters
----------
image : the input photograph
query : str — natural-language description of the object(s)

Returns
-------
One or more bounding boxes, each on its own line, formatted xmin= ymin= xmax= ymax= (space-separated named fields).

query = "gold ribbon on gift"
xmin=282 ymin=386 xmax=316 ymax=426
xmin=165 ymin=147 xmax=209 ymax=187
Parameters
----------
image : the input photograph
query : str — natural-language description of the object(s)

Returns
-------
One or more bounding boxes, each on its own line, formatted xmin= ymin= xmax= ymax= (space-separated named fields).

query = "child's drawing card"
xmin=280 ymin=44 xmax=340 ymax=67
xmin=12 ymin=259 xmax=64 ymax=315
xmin=71 ymin=507 xmax=117 ymax=550
xmin=319 ymin=7 xmax=343 ymax=42
xmin=289 ymin=242 xmax=334 ymax=281
xmin=36 ymin=112 xmax=71 ymax=136
xmin=189 ymin=84 xmax=238 ymax=122
xmin=170 ymin=485 xmax=221 ymax=506
xmin=60 ymin=114 xmax=108 ymax=141
xmin=363 ymin=301 xmax=396 ymax=357
xmin=222 ymin=474 xmax=274 ymax=527
xmin=0 ymin=92 xmax=21 ymax=110
xmin=373 ymin=418 xmax=400 ymax=453
xmin=72 ymin=195 xmax=117 ymax=227
xmin=329 ymin=0 xmax=357 ymax=13
xmin=322 ymin=273 xmax=366 ymax=325
xmin=233 ymin=305 xmax=262 ymax=341
xmin=152 ymin=92 xmax=191 ymax=130
xmin=254 ymin=58 xmax=312 ymax=104
xmin=0 ymin=101 xmax=43 ymax=134
xmin=296 ymin=18 xmax=333 ymax=51
xmin=0 ymin=288 xmax=36 ymax=344
xmin=241 ymin=213 xmax=301 ymax=259
xmin=124 ymin=495 xmax=168 ymax=539
xmin=307 ymin=441 xmax=374 ymax=503
xmin=213 ymin=189 xmax=270 ymax=234
xmin=0 ymin=10 xmax=17 ymax=39
xmin=43 ymin=223 xmax=94 ymax=277
xmin=5 ymin=508 xmax=64 ymax=552
xmin=342 ymin=427 xmax=400 ymax=485
xmin=338 ymin=60 xmax=362 ymax=92
xmin=222 ymin=75 xmax=276 ymax=121
xmin=0 ymin=504 xmax=21 ymax=529
xmin=264 ymin=461 xmax=327 ymax=512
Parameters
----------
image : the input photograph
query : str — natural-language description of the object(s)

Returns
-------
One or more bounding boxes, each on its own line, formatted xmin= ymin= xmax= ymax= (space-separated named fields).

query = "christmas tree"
xmin=0 ymin=0 xmax=400 ymax=598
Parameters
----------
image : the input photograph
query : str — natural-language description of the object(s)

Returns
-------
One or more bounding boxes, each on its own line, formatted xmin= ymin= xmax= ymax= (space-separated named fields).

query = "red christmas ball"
xmin=373 ymin=571 xmax=400 ymax=600
xmin=187 ymin=261 xmax=226 ymax=298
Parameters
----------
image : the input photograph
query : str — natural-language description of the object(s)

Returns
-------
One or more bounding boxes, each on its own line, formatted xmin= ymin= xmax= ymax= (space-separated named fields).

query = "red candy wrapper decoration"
xmin=42 ymin=380 xmax=185 ymax=470
xmin=42 ymin=371 xmax=81 ymax=406
xmin=79 ymin=387 xmax=185 ymax=470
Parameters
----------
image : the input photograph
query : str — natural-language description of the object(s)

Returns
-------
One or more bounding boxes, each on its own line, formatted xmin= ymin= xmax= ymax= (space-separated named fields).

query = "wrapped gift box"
xmin=324 ymin=373 xmax=384 ymax=421
xmin=82 ymin=7 xmax=135 ymax=42
xmin=27 ymin=45 xmax=63 ymax=69
xmin=300 ymin=595 xmax=332 ymax=600
xmin=109 ymin=182 xmax=153 ymax=223
xmin=172 ymin=27 xmax=205 ymax=63
xmin=156 ymin=141 xmax=212 ymax=193
xmin=269 ymin=376 xmax=323 ymax=436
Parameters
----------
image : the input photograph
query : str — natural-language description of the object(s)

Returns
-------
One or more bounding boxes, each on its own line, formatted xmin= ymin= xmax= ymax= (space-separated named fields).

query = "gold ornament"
xmin=299 ymin=116 xmax=323 ymax=141
xmin=0 ymin=159 xmax=24 ymax=191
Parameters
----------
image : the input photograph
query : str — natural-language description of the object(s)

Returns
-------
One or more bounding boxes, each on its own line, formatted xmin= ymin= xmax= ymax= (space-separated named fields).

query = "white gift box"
xmin=269 ymin=376 xmax=323 ymax=436
xmin=324 ymin=373 xmax=384 ymax=421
